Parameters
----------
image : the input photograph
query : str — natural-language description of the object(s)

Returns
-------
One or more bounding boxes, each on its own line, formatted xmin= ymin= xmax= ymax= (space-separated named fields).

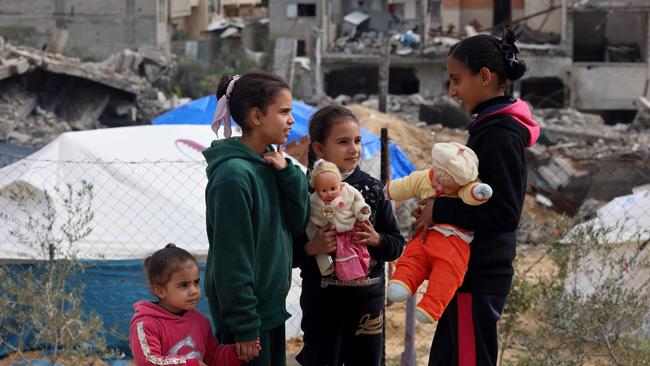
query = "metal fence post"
xmin=380 ymin=128 xmax=390 ymax=366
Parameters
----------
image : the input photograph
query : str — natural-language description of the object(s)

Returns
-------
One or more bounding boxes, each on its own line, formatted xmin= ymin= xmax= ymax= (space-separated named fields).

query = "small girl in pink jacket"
xmin=130 ymin=244 xmax=256 ymax=366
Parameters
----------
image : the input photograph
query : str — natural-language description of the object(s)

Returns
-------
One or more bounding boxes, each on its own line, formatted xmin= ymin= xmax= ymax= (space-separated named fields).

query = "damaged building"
xmin=270 ymin=0 xmax=650 ymax=124
xmin=0 ymin=0 xmax=173 ymax=60
xmin=0 ymin=41 xmax=175 ymax=146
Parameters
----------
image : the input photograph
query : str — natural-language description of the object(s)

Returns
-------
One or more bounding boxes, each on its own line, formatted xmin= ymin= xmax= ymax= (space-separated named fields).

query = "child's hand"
xmin=353 ymin=221 xmax=381 ymax=247
xmin=236 ymin=339 xmax=260 ymax=363
xmin=413 ymin=199 xmax=434 ymax=243
xmin=306 ymin=224 xmax=337 ymax=256
xmin=263 ymin=144 xmax=288 ymax=170
xmin=199 ymin=362 xmax=208 ymax=366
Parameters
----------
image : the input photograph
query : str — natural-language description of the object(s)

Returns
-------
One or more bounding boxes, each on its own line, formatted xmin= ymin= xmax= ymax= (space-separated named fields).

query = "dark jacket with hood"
xmin=432 ymin=96 xmax=540 ymax=294
xmin=203 ymin=138 xmax=309 ymax=342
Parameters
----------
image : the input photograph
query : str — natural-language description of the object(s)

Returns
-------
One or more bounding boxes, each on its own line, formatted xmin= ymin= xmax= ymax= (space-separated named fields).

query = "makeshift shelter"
xmin=153 ymin=96 xmax=416 ymax=179
xmin=0 ymin=125 xmax=305 ymax=356
xmin=565 ymin=188 xmax=650 ymax=334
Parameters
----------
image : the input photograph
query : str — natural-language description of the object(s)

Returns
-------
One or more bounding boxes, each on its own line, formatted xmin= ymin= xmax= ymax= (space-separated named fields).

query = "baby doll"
xmin=306 ymin=160 xmax=371 ymax=281
xmin=385 ymin=142 xmax=493 ymax=323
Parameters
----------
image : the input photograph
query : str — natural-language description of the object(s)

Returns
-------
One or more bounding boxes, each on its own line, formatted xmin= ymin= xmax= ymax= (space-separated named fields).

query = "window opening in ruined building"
xmin=573 ymin=11 xmax=646 ymax=63
xmin=297 ymin=3 xmax=316 ymax=17
xmin=597 ymin=110 xmax=638 ymax=125
xmin=297 ymin=40 xmax=306 ymax=57
xmin=520 ymin=77 xmax=565 ymax=108
xmin=388 ymin=3 xmax=405 ymax=19
xmin=325 ymin=67 xmax=419 ymax=96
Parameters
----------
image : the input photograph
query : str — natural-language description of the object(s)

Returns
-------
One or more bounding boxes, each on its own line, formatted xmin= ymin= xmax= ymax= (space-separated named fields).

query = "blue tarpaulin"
xmin=0 ymin=261 xmax=214 ymax=360
xmin=153 ymin=96 xmax=415 ymax=179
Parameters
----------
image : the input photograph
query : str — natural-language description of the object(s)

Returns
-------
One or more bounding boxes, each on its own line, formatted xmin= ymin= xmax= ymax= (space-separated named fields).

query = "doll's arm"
xmin=457 ymin=180 xmax=492 ymax=206
xmin=350 ymin=186 xmax=371 ymax=221
xmin=384 ymin=170 xmax=430 ymax=201
xmin=309 ymin=194 xmax=330 ymax=229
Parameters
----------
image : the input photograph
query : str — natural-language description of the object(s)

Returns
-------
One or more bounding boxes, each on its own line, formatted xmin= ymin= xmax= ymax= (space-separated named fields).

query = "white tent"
xmin=0 ymin=124 xmax=306 ymax=260
xmin=565 ymin=188 xmax=650 ymax=334
xmin=0 ymin=125 xmax=305 ymax=338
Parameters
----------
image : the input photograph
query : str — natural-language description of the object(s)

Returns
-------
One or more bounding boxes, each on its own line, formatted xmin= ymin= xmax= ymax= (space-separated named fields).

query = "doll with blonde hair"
xmin=306 ymin=159 xmax=371 ymax=280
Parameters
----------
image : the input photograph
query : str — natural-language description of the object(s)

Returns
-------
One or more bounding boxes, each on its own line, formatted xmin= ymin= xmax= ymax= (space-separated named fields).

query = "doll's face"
xmin=432 ymin=169 xmax=462 ymax=195
xmin=314 ymin=171 xmax=342 ymax=202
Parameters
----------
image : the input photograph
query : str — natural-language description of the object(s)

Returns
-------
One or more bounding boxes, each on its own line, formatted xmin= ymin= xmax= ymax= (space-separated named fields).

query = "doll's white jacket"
xmin=306 ymin=182 xmax=371 ymax=238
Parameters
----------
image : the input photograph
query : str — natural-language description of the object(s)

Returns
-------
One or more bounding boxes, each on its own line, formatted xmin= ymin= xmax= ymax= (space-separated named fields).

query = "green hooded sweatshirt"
xmin=203 ymin=138 xmax=309 ymax=342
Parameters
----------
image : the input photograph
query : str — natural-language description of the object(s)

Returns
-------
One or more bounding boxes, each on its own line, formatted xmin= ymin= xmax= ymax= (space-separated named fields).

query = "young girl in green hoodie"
xmin=202 ymin=71 xmax=309 ymax=366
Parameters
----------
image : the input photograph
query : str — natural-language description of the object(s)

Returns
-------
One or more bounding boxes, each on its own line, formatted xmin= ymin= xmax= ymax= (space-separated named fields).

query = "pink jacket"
xmin=129 ymin=301 xmax=240 ymax=366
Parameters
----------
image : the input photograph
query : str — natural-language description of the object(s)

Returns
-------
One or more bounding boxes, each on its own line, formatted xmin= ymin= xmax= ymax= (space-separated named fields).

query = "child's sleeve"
xmin=457 ymin=180 xmax=492 ymax=206
xmin=276 ymin=159 xmax=310 ymax=236
xmin=385 ymin=172 xmax=418 ymax=201
xmin=130 ymin=320 xmax=200 ymax=366
xmin=367 ymin=182 xmax=406 ymax=262
xmin=350 ymin=186 xmax=371 ymax=221
xmin=206 ymin=180 xmax=261 ymax=342
xmin=202 ymin=319 xmax=240 ymax=366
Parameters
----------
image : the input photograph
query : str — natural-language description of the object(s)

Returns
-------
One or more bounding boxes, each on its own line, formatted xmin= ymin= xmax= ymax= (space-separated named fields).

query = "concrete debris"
xmin=334 ymin=94 xmax=352 ymax=105
xmin=524 ymin=107 xmax=650 ymax=215
xmin=418 ymin=95 xmax=471 ymax=129
xmin=0 ymin=41 xmax=177 ymax=147
xmin=98 ymin=46 xmax=174 ymax=84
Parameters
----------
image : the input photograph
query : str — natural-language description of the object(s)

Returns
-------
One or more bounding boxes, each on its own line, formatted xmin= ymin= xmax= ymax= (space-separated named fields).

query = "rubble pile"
xmin=333 ymin=31 xmax=385 ymax=55
xmin=533 ymin=108 xmax=650 ymax=159
xmin=0 ymin=39 xmax=176 ymax=147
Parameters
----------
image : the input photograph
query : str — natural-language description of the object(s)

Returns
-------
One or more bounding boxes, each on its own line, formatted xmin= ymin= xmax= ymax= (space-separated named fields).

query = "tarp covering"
xmin=0 ymin=125 xmax=305 ymax=358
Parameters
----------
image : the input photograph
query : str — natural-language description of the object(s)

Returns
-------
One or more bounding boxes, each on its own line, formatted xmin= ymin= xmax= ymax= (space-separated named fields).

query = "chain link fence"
xmin=1 ymin=129 xmax=649 ymax=365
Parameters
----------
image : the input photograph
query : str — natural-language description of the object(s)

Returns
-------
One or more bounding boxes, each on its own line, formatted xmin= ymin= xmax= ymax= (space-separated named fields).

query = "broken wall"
xmin=321 ymin=59 xmax=447 ymax=97
xmin=571 ymin=65 xmax=647 ymax=110
xmin=269 ymin=0 xmax=320 ymax=39
xmin=0 ymin=0 xmax=166 ymax=60
xmin=441 ymin=0 xmax=524 ymax=32
xmin=524 ymin=0 xmax=562 ymax=34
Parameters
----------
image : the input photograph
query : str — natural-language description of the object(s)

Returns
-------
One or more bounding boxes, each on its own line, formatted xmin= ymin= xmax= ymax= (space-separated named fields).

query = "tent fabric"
xmin=0 ymin=125 xmax=303 ymax=260
xmin=0 ymin=260 xmax=304 ymax=357
xmin=0 ymin=125 xmax=226 ymax=260
xmin=153 ymin=96 xmax=415 ymax=179
xmin=0 ymin=125 xmax=305 ymax=357
xmin=569 ymin=189 xmax=650 ymax=244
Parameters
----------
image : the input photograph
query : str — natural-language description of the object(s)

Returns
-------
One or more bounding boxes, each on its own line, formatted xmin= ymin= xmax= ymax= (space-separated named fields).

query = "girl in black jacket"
xmin=294 ymin=105 xmax=405 ymax=366
xmin=417 ymin=27 xmax=540 ymax=366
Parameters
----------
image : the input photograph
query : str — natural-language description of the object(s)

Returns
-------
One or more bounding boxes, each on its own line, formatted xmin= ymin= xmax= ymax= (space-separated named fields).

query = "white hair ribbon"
xmin=211 ymin=74 xmax=241 ymax=138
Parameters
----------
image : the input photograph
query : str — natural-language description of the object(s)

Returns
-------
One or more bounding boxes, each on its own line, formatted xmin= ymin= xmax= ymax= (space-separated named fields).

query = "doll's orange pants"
xmin=390 ymin=228 xmax=470 ymax=321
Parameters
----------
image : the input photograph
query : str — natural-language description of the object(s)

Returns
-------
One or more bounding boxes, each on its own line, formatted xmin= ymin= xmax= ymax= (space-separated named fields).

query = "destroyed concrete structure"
xmin=0 ymin=40 xmax=175 ymax=147
xmin=0 ymin=0 xmax=173 ymax=60
xmin=171 ymin=0 xmax=264 ymax=40
xmin=268 ymin=0 xmax=650 ymax=125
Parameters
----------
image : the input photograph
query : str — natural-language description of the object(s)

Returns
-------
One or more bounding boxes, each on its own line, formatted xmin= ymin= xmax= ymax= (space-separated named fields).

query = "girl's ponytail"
xmin=216 ymin=74 xmax=232 ymax=100
xmin=500 ymin=27 xmax=526 ymax=81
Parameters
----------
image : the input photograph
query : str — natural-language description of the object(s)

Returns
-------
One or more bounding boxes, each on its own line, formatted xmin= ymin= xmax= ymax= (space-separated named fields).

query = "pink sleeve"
xmin=130 ymin=320 xmax=199 ymax=366
xmin=203 ymin=322 xmax=240 ymax=366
